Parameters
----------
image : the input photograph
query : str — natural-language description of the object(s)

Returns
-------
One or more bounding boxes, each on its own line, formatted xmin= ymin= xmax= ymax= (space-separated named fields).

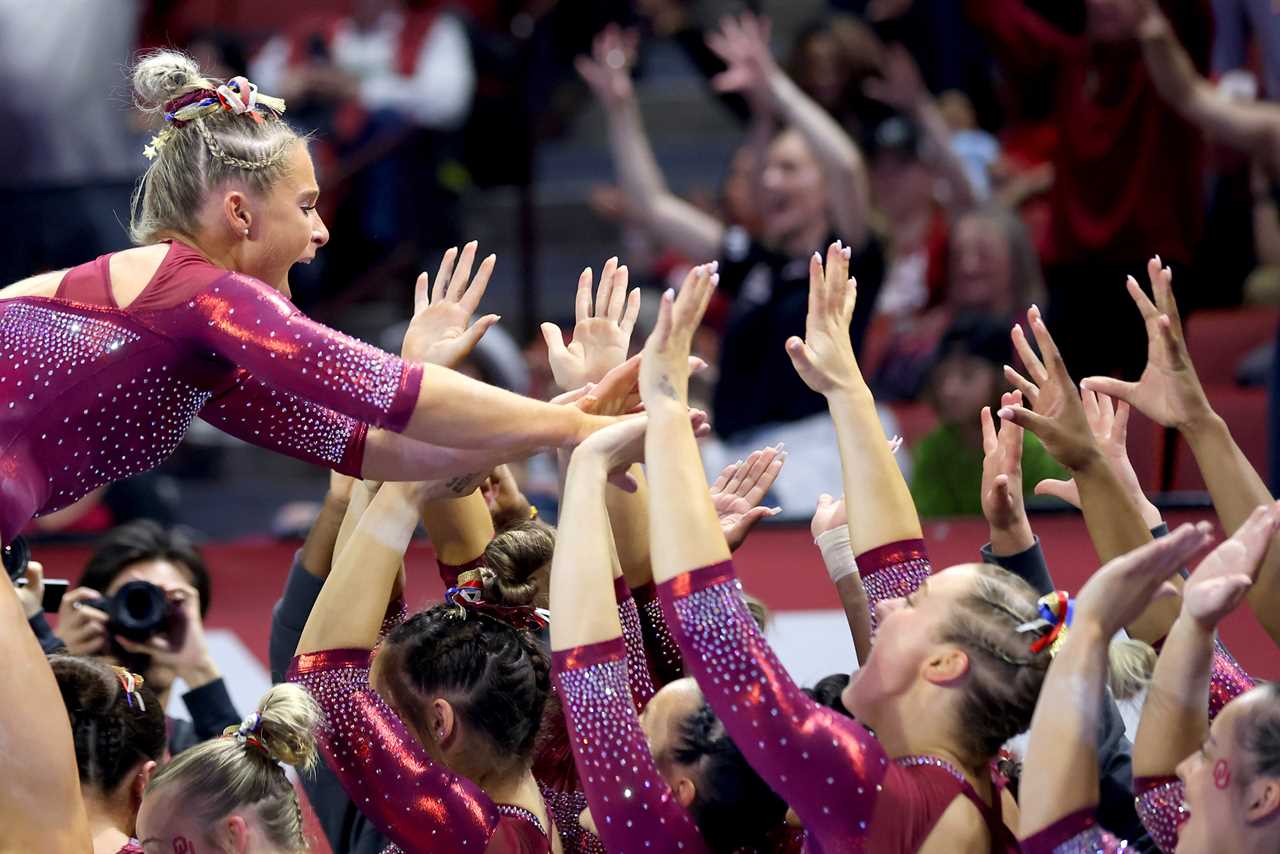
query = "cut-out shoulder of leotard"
xmin=0 ymin=243 xmax=174 ymax=308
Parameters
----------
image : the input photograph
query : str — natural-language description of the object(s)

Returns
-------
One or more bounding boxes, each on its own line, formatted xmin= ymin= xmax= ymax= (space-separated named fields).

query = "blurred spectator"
xmin=52 ymin=521 xmax=239 ymax=757
xmin=908 ymin=313 xmax=1065 ymax=518
xmin=874 ymin=204 xmax=1045 ymax=400
xmin=0 ymin=0 xmax=142 ymax=285
xmin=1211 ymin=0 xmax=1280 ymax=98
xmin=250 ymin=0 xmax=475 ymax=297
xmin=965 ymin=0 xmax=1214 ymax=382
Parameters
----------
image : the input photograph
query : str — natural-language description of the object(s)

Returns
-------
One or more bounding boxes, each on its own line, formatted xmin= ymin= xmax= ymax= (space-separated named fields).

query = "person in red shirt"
xmin=964 ymin=0 xmax=1213 ymax=381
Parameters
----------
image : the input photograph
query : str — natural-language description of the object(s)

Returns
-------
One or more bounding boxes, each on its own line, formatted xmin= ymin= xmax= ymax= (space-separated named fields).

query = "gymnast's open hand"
xmin=401 ymin=240 xmax=499 ymax=368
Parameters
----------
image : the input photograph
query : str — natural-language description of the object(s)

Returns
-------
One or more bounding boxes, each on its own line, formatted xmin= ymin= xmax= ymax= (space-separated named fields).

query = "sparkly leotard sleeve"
xmin=288 ymin=649 xmax=504 ymax=851
xmin=552 ymin=636 xmax=708 ymax=854
xmin=660 ymin=558 xmax=931 ymax=850
xmin=129 ymin=244 xmax=423 ymax=433
xmin=1020 ymin=808 xmax=1131 ymax=853
xmin=1134 ymin=776 xmax=1185 ymax=853
xmin=856 ymin=539 xmax=932 ymax=634
xmin=632 ymin=581 xmax=685 ymax=688
xmin=198 ymin=369 xmax=367 ymax=476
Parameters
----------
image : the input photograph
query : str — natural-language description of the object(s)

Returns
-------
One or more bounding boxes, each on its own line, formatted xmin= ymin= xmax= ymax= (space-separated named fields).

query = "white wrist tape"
xmin=815 ymin=526 xmax=858 ymax=584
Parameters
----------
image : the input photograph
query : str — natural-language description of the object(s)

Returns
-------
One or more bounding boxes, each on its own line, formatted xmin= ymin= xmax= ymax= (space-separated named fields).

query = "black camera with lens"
xmin=3 ymin=536 xmax=30 ymax=582
xmin=86 ymin=581 xmax=173 ymax=642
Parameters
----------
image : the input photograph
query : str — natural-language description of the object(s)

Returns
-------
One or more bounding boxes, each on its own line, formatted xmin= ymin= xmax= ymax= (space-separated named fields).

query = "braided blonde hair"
xmin=128 ymin=50 xmax=298 ymax=244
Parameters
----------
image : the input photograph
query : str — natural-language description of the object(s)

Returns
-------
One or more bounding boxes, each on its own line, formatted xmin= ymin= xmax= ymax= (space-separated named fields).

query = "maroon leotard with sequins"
xmin=287 ymin=582 xmax=658 ymax=853
xmin=654 ymin=543 xmax=1019 ymax=853
xmin=0 ymin=241 xmax=422 ymax=540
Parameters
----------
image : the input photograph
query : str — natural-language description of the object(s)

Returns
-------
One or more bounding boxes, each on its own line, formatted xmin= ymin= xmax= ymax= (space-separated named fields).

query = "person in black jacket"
xmin=52 ymin=520 xmax=240 ymax=756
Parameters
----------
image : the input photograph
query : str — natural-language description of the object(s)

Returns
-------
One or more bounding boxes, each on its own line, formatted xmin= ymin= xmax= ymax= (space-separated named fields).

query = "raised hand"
xmin=998 ymin=306 xmax=1098 ymax=471
xmin=1033 ymin=389 xmax=1161 ymax=527
xmin=401 ymin=241 xmax=500 ymax=368
xmin=639 ymin=262 xmax=718 ymax=408
xmin=1073 ymin=522 xmax=1213 ymax=639
xmin=706 ymin=12 xmax=777 ymax=112
xmin=1181 ymin=502 xmax=1280 ymax=629
xmin=810 ymin=493 xmax=847 ymax=539
xmin=863 ymin=43 xmax=930 ymax=113
xmin=710 ymin=445 xmax=786 ymax=551
xmin=981 ymin=391 xmax=1031 ymax=541
xmin=575 ymin=24 xmax=639 ymax=110
xmin=541 ymin=258 xmax=642 ymax=392
xmin=786 ymin=241 xmax=860 ymax=395
xmin=1081 ymin=257 xmax=1212 ymax=431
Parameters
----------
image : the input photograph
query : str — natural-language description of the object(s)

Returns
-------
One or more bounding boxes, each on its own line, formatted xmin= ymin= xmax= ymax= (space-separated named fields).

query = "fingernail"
xmin=663 ymin=288 xmax=675 ymax=300
xmin=997 ymin=407 xmax=1013 ymax=419
xmin=709 ymin=260 xmax=719 ymax=273
xmin=842 ymin=247 xmax=851 ymax=259
xmin=813 ymin=251 xmax=822 ymax=262
xmin=835 ymin=239 xmax=843 ymax=249
xmin=710 ymin=273 xmax=720 ymax=285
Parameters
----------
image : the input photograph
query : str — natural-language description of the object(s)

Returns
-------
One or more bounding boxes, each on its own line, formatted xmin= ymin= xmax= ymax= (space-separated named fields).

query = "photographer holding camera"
xmin=54 ymin=521 xmax=240 ymax=756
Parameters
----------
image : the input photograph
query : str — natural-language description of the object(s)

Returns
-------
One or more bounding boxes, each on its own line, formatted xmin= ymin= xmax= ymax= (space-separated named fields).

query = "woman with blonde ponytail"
xmin=0 ymin=48 xmax=627 ymax=545
xmin=135 ymin=683 xmax=319 ymax=852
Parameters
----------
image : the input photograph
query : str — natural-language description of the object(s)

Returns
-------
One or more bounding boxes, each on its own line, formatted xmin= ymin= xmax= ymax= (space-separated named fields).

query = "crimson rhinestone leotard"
xmin=0 ymin=242 xmax=422 ymax=541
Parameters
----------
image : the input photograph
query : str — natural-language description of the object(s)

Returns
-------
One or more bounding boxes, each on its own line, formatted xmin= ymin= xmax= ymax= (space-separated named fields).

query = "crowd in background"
xmin=4 ymin=0 xmax=1280 ymax=851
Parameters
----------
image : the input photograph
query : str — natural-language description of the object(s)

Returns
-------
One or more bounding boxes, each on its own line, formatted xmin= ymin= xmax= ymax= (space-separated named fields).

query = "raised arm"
xmin=1134 ymin=504 xmax=1279 ymax=778
xmin=707 ymin=13 xmax=870 ymax=248
xmin=0 ymin=568 xmax=91 ymax=852
xmin=641 ymin=256 xmax=893 ymax=847
xmin=999 ymin=306 xmax=1171 ymax=643
xmin=577 ymin=26 xmax=726 ymax=261
xmin=1136 ymin=3 xmax=1280 ymax=175
xmin=864 ymin=44 xmax=979 ymax=213
xmin=811 ymin=495 xmax=873 ymax=664
xmin=1084 ymin=257 xmax=1280 ymax=645
xmin=1019 ymin=525 xmax=1211 ymax=846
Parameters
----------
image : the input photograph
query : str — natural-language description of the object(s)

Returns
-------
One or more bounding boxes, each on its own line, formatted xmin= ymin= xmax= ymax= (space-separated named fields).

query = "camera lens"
xmin=109 ymin=581 xmax=171 ymax=641
xmin=3 ymin=537 xmax=30 ymax=582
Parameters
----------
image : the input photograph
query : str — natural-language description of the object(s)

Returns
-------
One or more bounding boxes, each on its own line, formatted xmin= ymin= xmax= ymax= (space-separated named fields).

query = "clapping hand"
xmin=401 ymin=241 xmax=500 ymax=368
xmin=710 ymin=445 xmax=786 ymax=551
xmin=541 ymin=258 xmax=641 ymax=392
xmin=1080 ymin=257 xmax=1212 ymax=431
xmin=998 ymin=306 xmax=1099 ymax=471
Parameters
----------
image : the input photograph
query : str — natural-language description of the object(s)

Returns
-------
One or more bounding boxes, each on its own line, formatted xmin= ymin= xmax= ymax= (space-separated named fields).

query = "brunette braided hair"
xmin=380 ymin=603 xmax=551 ymax=763
xmin=935 ymin=564 xmax=1052 ymax=764
xmin=50 ymin=656 xmax=166 ymax=793
xmin=671 ymin=702 xmax=788 ymax=852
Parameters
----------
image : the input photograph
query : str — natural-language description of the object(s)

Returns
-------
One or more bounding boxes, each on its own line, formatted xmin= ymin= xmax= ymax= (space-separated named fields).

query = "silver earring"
xmin=243 ymin=228 xmax=250 ymax=237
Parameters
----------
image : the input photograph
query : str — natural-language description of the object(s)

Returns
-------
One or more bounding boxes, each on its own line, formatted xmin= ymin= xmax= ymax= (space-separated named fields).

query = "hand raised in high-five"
xmin=576 ymin=24 xmax=639 ymax=110
xmin=981 ymin=390 xmax=1033 ymax=551
xmin=639 ymin=262 xmax=718 ymax=409
xmin=1081 ymin=257 xmax=1212 ymax=431
xmin=1033 ymin=388 xmax=1162 ymax=528
xmin=1181 ymin=502 xmax=1280 ymax=629
xmin=541 ymin=257 xmax=642 ymax=392
xmin=998 ymin=306 xmax=1099 ymax=471
xmin=1073 ymin=522 xmax=1213 ymax=640
xmin=401 ymin=241 xmax=499 ymax=368
xmin=786 ymin=241 xmax=860 ymax=395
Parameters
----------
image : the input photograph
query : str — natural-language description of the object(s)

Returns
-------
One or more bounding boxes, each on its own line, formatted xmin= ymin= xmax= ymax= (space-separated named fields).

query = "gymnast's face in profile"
xmin=1174 ymin=687 xmax=1280 ymax=853
xmin=231 ymin=139 xmax=330 ymax=298
xmin=842 ymin=566 xmax=983 ymax=725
